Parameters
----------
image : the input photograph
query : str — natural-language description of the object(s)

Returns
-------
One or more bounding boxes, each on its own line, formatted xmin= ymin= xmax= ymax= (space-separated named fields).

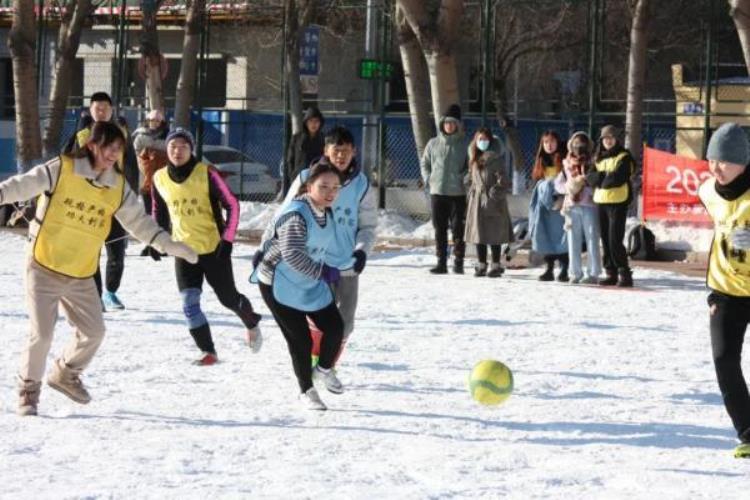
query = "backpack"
xmin=627 ymin=224 xmax=657 ymax=260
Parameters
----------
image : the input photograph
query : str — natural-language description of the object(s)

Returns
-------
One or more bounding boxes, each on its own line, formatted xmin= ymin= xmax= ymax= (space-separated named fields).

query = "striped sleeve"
xmin=277 ymin=213 xmax=324 ymax=280
xmin=208 ymin=166 xmax=240 ymax=242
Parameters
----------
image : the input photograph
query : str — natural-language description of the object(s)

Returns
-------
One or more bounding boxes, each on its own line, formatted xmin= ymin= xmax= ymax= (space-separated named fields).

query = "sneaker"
xmin=47 ymin=360 xmax=91 ymax=404
xmin=102 ymin=291 xmax=125 ymax=310
xmin=192 ymin=352 xmax=219 ymax=366
xmin=300 ymin=387 xmax=327 ymax=411
xmin=17 ymin=377 xmax=41 ymax=416
xmin=313 ymin=365 xmax=344 ymax=394
xmin=245 ymin=326 xmax=263 ymax=353
xmin=580 ymin=275 xmax=598 ymax=285
xmin=570 ymin=275 xmax=583 ymax=284
xmin=734 ymin=443 xmax=750 ymax=458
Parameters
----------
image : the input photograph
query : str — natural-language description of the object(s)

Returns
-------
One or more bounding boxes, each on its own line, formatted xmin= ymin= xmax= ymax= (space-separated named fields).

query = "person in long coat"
xmin=464 ymin=127 xmax=513 ymax=277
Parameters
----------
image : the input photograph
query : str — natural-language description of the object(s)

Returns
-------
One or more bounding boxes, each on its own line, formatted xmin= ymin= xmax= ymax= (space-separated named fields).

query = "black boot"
xmin=599 ymin=269 xmax=618 ymax=286
xmin=474 ymin=262 xmax=487 ymax=277
xmin=487 ymin=262 xmax=504 ymax=278
xmin=556 ymin=255 xmax=569 ymax=282
xmin=617 ymin=268 xmax=633 ymax=287
xmin=453 ymin=258 xmax=464 ymax=274
xmin=538 ymin=256 xmax=554 ymax=281
xmin=429 ymin=258 xmax=448 ymax=274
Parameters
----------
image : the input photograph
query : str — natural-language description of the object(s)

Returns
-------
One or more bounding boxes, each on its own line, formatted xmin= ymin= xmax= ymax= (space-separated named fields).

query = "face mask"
xmin=477 ymin=139 xmax=490 ymax=152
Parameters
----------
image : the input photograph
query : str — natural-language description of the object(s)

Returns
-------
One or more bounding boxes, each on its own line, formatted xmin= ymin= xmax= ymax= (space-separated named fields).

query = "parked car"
xmin=201 ymin=145 xmax=280 ymax=201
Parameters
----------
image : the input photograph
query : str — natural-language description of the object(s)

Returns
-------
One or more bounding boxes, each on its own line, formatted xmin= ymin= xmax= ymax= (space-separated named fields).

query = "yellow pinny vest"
xmin=34 ymin=156 xmax=124 ymax=278
xmin=593 ymin=152 xmax=632 ymax=204
xmin=153 ymin=162 xmax=220 ymax=255
xmin=699 ymin=178 xmax=750 ymax=297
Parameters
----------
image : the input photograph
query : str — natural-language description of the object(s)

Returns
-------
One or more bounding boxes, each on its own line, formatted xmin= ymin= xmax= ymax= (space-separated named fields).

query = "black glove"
xmin=352 ymin=249 xmax=367 ymax=274
xmin=215 ymin=240 xmax=233 ymax=259
xmin=147 ymin=246 xmax=162 ymax=261
xmin=252 ymin=250 xmax=264 ymax=269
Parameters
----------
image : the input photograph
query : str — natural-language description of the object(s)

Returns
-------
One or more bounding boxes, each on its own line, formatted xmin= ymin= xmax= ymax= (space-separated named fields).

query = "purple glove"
xmin=320 ymin=264 xmax=340 ymax=284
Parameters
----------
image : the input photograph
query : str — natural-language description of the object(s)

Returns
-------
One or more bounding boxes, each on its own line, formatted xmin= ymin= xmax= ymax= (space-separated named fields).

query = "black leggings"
xmin=260 ymin=283 xmax=343 ymax=392
xmin=709 ymin=293 xmax=750 ymax=441
xmin=94 ymin=219 xmax=127 ymax=295
xmin=430 ymin=194 xmax=466 ymax=260
xmin=476 ymin=244 xmax=501 ymax=264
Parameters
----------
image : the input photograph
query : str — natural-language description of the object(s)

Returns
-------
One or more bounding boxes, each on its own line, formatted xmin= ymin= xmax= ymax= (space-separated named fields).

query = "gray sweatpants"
xmin=330 ymin=274 xmax=359 ymax=340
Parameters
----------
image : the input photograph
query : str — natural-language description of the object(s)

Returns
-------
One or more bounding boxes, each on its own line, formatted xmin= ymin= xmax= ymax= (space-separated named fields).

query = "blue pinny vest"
xmin=299 ymin=167 xmax=369 ymax=269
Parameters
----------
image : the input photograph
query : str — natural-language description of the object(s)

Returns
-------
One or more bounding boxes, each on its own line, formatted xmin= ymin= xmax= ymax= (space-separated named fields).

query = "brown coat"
xmin=463 ymin=150 xmax=513 ymax=245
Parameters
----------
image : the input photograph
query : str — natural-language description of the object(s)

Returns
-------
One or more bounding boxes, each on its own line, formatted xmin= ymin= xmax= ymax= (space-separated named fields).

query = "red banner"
xmin=642 ymin=146 xmax=711 ymax=222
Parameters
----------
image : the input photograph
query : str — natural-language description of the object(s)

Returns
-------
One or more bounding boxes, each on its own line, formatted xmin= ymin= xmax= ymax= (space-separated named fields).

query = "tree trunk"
xmin=174 ymin=0 xmax=205 ymax=128
xmin=395 ymin=6 xmax=432 ymax=156
xmin=43 ymin=0 xmax=93 ymax=157
xmin=284 ymin=0 xmax=317 ymax=135
xmin=730 ymin=0 xmax=750 ymax=75
xmin=141 ymin=0 xmax=165 ymax=113
xmin=8 ymin=0 xmax=42 ymax=172
xmin=396 ymin=0 xmax=464 ymax=129
xmin=625 ymin=0 xmax=650 ymax=163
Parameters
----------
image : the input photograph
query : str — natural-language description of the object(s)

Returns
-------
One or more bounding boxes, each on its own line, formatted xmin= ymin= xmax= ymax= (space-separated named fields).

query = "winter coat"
xmin=420 ymin=117 xmax=468 ymax=196
xmin=283 ymin=107 xmax=326 ymax=194
xmin=528 ymin=178 xmax=567 ymax=255
xmin=464 ymin=146 xmax=513 ymax=245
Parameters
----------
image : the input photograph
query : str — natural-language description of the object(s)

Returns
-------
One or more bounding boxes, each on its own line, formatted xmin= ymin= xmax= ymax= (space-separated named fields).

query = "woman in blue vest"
xmin=253 ymin=159 xmax=345 ymax=411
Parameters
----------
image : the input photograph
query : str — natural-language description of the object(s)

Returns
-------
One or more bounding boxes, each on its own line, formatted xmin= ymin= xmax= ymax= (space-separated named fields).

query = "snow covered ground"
xmin=0 ymin=231 xmax=747 ymax=499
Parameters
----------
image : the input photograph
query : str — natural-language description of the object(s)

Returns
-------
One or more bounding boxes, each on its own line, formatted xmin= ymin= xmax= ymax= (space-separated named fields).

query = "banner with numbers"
xmin=642 ymin=146 xmax=711 ymax=222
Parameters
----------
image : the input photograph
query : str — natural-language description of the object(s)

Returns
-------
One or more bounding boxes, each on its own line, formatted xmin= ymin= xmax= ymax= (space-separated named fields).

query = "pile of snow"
xmin=0 ymin=232 xmax=746 ymax=497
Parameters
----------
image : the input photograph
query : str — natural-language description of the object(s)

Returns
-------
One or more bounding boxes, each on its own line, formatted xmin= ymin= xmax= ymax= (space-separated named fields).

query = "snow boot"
xmin=487 ymin=262 xmax=504 ymax=278
xmin=617 ymin=268 xmax=633 ymax=288
xmin=313 ymin=365 xmax=344 ymax=394
xmin=429 ymin=258 xmax=448 ymax=274
xmin=17 ymin=377 xmax=41 ymax=416
xmin=556 ymin=255 xmax=569 ymax=282
xmin=193 ymin=352 xmax=219 ymax=366
xmin=474 ymin=263 xmax=487 ymax=277
xmin=599 ymin=269 xmax=618 ymax=286
xmin=47 ymin=359 xmax=91 ymax=404
xmin=538 ymin=257 xmax=555 ymax=281
xmin=300 ymin=387 xmax=327 ymax=411
xmin=245 ymin=325 xmax=263 ymax=353
xmin=453 ymin=258 xmax=465 ymax=274
xmin=102 ymin=291 xmax=125 ymax=311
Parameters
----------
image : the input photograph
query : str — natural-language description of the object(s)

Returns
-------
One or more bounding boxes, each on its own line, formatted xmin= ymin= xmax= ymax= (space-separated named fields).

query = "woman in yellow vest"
xmin=151 ymin=128 xmax=262 ymax=366
xmin=586 ymin=125 xmax=635 ymax=287
xmin=697 ymin=122 xmax=750 ymax=459
xmin=0 ymin=121 xmax=197 ymax=417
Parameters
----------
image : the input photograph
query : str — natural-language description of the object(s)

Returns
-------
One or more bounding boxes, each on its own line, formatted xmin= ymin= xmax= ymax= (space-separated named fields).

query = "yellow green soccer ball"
xmin=468 ymin=360 xmax=514 ymax=406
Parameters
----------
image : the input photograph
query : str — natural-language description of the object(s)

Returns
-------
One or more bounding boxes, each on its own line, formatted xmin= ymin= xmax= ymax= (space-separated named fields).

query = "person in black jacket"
xmin=282 ymin=106 xmax=325 ymax=197
xmin=586 ymin=125 xmax=636 ymax=287
xmin=67 ymin=92 xmax=139 ymax=310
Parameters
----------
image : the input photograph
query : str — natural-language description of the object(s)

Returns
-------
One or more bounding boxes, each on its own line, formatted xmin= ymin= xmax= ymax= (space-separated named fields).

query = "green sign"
xmin=359 ymin=59 xmax=394 ymax=80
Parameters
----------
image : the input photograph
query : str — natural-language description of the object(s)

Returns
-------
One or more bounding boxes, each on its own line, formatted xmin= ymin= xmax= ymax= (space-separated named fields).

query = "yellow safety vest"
xmin=153 ymin=162 xmax=220 ymax=255
xmin=34 ymin=156 xmax=124 ymax=278
xmin=543 ymin=165 xmax=560 ymax=180
xmin=593 ymin=152 xmax=632 ymax=204
xmin=77 ymin=125 xmax=127 ymax=168
xmin=699 ymin=179 xmax=750 ymax=297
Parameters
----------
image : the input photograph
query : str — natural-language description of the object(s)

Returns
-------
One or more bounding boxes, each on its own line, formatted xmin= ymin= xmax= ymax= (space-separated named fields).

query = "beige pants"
xmin=20 ymin=257 xmax=106 ymax=382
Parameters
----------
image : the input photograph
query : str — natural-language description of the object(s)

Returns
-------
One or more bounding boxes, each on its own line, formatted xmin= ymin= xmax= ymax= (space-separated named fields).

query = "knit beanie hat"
xmin=165 ymin=127 xmax=195 ymax=150
xmin=599 ymin=124 xmax=620 ymax=140
xmin=707 ymin=122 xmax=750 ymax=166
xmin=443 ymin=104 xmax=462 ymax=123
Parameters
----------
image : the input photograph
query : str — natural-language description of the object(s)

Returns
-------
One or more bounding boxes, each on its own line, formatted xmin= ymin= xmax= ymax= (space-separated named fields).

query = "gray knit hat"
xmin=166 ymin=127 xmax=195 ymax=150
xmin=707 ymin=122 xmax=750 ymax=166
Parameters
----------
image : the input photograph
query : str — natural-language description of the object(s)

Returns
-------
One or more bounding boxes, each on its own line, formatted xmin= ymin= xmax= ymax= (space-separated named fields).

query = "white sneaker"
xmin=313 ymin=366 xmax=344 ymax=394
xmin=300 ymin=387 xmax=327 ymax=411
xmin=245 ymin=326 xmax=263 ymax=353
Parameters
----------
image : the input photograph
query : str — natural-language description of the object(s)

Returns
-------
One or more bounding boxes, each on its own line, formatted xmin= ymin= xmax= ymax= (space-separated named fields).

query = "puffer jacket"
xmin=420 ymin=117 xmax=468 ymax=196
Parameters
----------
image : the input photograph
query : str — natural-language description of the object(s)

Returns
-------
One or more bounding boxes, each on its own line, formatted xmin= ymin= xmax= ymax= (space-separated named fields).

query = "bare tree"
xmin=396 ymin=0 xmax=464 ymax=128
xmin=395 ymin=4 xmax=432 ymax=156
xmin=284 ymin=0 xmax=317 ymax=135
xmin=624 ymin=0 xmax=652 ymax=162
xmin=140 ymin=0 xmax=166 ymax=113
xmin=43 ymin=0 xmax=98 ymax=158
xmin=8 ymin=0 xmax=42 ymax=172
xmin=730 ymin=0 xmax=750 ymax=75
xmin=174 ymin=0 xmax=205 ymax=127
